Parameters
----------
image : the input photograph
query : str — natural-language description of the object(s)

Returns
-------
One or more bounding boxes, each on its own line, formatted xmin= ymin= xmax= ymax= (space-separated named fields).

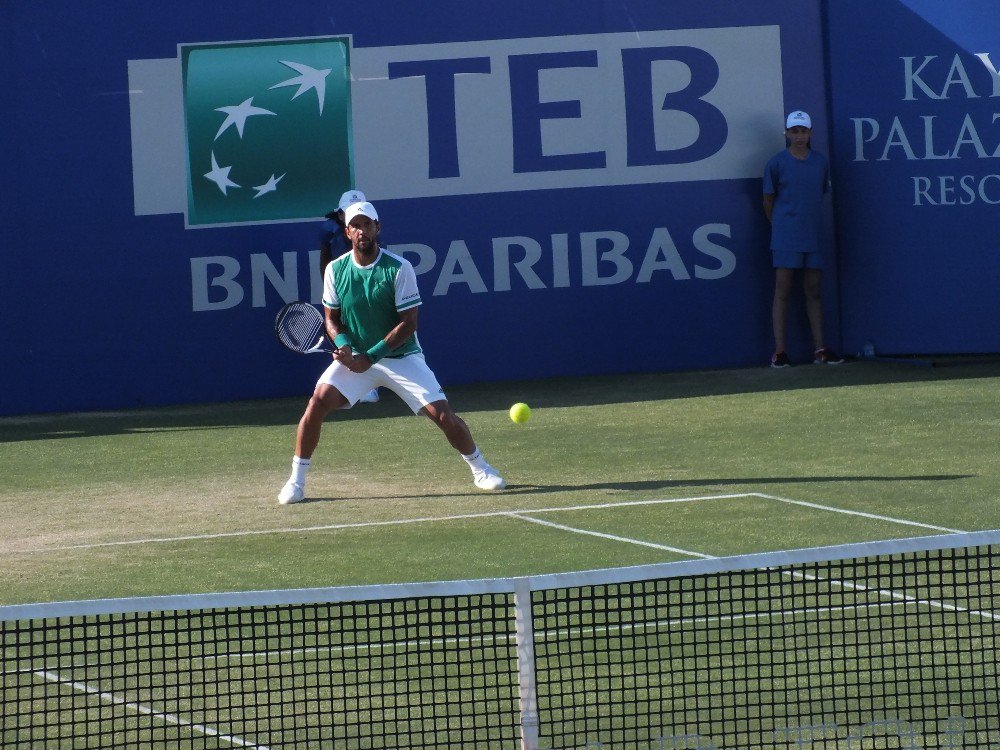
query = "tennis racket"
xmin=274 ymin=302 xmax=335 ymax=355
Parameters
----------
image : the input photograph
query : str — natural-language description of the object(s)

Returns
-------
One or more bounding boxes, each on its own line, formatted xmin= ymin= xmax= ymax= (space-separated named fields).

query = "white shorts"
xmin=317 ymin=353 xmax=446 ymax=414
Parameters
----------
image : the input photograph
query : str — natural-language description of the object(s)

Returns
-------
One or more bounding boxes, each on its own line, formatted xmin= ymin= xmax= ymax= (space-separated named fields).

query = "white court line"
xmin=791 ymin=569 xmax=999 ymax=621
xmin=755 ymin=493 xmax=965 ymax=534
xmin=6 ymin=601 xmax=919 ymax=674
xmin=33 ymin=670 xmax=268 ymax=749
xmin=18 ymin=490 xmax=986 ymax=744
xmin=507 ymin=513 xmax=714 ymax=559
xmin=506 ymin=508 xmax=997 ymax=622
xmin=16 ymin=490 xmax=967 ymax=554
xmin=20 ymin=492 xmax=995 ymax=733
xmin=753 ymin=494 xmax=996 ymax=618
xmin=18 ymin=592 xmax=995 ymax=677
xmin=19 ymin=493 xmax=750 ymax=553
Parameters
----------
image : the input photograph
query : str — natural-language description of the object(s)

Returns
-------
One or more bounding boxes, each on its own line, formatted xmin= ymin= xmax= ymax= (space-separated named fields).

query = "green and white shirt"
xmin=322 ymin=248 xmax=422 ymax=357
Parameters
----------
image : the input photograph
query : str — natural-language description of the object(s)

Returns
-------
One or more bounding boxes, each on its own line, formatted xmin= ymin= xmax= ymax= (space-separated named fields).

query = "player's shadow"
xmin=511 ymin=473 xmax=974 ymax=493
xmin=303 ymin=473 xmax=973 ymax=502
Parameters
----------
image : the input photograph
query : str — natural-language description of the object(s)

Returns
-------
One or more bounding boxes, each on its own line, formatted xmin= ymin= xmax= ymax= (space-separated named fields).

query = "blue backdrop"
xmin=1 ymin=1 xmax=847 ymax=415
xmin=826 ymin=0 xmax=1000 ymax=357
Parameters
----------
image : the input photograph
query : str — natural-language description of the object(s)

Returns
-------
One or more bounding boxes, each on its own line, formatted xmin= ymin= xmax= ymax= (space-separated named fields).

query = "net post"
xmin=514 ymin=577 xmax=539 ymax=750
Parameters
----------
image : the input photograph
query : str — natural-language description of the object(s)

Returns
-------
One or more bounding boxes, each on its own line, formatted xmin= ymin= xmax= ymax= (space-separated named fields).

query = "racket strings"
xmin=276 ymin=304 xmax=326 ymax=352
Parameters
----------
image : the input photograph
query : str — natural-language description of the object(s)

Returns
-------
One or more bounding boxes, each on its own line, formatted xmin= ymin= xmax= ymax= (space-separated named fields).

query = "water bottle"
xmin=862 ymin=340 xmax=875 ymax=359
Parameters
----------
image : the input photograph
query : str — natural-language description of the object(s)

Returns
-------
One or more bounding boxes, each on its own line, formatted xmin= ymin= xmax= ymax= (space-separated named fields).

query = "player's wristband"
xmin=333 ymin=333 xmax=351 ymax=350
xmin=366 ymin=340 xmax=392 ymax=363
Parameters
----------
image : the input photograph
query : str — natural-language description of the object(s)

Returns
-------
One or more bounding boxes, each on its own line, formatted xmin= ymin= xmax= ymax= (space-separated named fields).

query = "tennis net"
xmin=2 ymin=529 xmax=998 ymax=748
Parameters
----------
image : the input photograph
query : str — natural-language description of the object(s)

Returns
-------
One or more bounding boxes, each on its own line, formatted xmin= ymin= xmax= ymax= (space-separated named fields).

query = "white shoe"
xmin=278 ymin=481 xmax=305 ymax=504
xmin=359 ymin=388 xmax=380 ymax=404
xmin=472 ymin=464 xmax=506 ymax=491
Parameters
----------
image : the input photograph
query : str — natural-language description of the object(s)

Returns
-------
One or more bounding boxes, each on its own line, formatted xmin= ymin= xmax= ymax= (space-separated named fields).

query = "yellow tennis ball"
xmin=509 ymin=402 xmax=531 ymax=424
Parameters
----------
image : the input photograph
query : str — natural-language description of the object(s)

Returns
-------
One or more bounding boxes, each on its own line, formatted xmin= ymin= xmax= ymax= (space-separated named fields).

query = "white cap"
xmin=343 ymin=201 xmax=378 ymax=225
xmin=337 ymin=189 xmax=367 ymax=212
xmin=786 ymin=110 xmax=811 ymax=129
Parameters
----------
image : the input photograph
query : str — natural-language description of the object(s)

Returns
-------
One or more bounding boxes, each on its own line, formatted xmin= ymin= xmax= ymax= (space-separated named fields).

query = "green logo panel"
xmin=182 ymin=37 xmax=353 ymax=227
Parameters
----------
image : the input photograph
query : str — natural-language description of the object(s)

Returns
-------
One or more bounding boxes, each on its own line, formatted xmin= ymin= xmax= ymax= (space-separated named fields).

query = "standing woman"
xmin=763 ymin=110 xmax=843 ymax=367
xmin=320 ymin=189 xmax=367 ymax=275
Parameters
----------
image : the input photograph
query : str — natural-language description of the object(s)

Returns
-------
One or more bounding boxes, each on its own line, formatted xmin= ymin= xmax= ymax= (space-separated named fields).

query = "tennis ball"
xmin=509 ymin=402 xmax=531 ymax=424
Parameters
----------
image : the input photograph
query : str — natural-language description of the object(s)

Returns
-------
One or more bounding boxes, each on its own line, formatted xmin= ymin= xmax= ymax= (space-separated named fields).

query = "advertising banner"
xmin=826 ymin=0 xmax=1000 ymax=356
xmin=1 ymin=2 xmax=832 ymax=415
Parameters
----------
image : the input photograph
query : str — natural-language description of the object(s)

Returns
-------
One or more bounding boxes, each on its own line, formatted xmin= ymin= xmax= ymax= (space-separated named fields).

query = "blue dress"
xmin=763 ymin=149 xmax=830 ymax=255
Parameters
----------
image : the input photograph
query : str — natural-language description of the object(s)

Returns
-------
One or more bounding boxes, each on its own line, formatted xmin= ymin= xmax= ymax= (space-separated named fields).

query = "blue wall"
xmin=4 ymin=1 xmax=946 ymax=416
xmin=826 ymin=0 xmax=1000 ymax=356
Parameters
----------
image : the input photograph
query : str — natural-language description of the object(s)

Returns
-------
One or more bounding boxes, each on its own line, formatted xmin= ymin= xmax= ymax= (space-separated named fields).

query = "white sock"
xmin=290 ymin=456 xmax=311 ymax=485
xmin=461 ymin=448 xmax=487 ymax=471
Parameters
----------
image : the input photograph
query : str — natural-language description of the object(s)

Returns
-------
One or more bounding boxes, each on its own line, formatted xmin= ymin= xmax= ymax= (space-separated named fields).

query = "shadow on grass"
xmin=3 ymin=360 xmax=999 ymax=442
xmin=300 ymin=473 xmax=973 ymax=503
xmin=508 ymin=473 xmax=975 ymax=494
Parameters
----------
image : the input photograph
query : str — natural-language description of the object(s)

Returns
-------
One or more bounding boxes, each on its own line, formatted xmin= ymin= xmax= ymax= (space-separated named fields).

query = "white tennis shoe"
xmin=359 ymin=389 xmax=380 ymax=404
xmin=472 ymin=464 xmax=506 ymax=491
xmin=278 ymin=481 xmax=305 ymax=504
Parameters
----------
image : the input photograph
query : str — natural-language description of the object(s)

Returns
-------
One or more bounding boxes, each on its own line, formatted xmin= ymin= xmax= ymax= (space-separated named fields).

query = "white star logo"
xmin=252 ymin=173 xmax=285 ymax=198
xmin=203 ymin=152 xmax=240 ymax=195
xmin=214 ymin=97 xmax=276 ymax=140
xmin=269 ymin=60 xmax=332 ymax=115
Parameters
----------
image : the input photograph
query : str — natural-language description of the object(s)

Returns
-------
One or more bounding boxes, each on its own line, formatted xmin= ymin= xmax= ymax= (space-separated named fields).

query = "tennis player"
xmin=278 ymin=200 xmax=506 ymax=504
